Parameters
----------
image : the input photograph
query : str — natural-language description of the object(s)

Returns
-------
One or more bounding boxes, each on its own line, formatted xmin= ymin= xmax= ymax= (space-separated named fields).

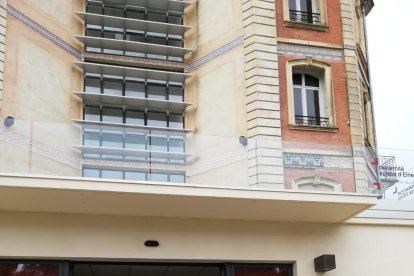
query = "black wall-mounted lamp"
xmin=144 ymin=240 xmax=160 ymax=247
xmin=314 ymin=254 xmax=336 ymax=272
xmin=4 ymin=116 xmax=14 ymax=127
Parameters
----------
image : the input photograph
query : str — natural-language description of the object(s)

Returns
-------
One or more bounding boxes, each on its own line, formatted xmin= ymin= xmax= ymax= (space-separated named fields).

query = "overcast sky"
xmin=366 ymin=0 xmax=414 ymax=152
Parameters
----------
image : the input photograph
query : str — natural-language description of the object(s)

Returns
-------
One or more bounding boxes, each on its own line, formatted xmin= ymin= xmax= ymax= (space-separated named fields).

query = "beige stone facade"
xmin=0 ymin=0 xmax=6 ymax=114
xmin=1 ymin=1 xmax=413 ymax=275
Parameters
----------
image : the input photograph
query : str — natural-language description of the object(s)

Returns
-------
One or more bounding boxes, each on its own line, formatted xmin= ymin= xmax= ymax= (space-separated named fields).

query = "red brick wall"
xmin=279 ymin=55 xmax=351 ymax=146
xmin=284 ymin=168 xmax=356 ymax=193
xmin=279 ymin=55 xmax=355 ymax=191
xmin=276 ymin=0 xmax=344 ymax=45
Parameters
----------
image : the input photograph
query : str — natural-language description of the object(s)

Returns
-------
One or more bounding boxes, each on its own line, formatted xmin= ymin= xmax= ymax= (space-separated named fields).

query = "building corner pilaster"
xmin=242 ymin=0 xmax=284 ymax=189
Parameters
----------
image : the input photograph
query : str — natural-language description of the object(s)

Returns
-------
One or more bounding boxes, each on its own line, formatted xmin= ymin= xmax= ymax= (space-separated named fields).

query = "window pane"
xmin=169 ymin=114 xmax=184 ymax=128
xmin=306 ymin=89 xmax=320 ymax=118
xmin=168 ymin=14 xmax=182 ymax=24
xmin=87 ymin=3 xmax=102 ymax=14
xmin=170 ymin=174 xmax=185 ymax=183
xmin=293 ymin=73 xmax=302 ymax=85
xmin=125 ymin=171 xmax=146 ymax=181
xmin=148 ymin=83 xmax=166 ymax=100
xmin=126 ymin=9 xmax=145 ymax=20
xmin=150 ymin=173 xmax=168 ymax=182
xmin=125 ymin=133 xmax=146 ymax=150
xmin=103 ymin=29 xmax=124 ymax=40
xmin=84 ymin=106 xmax=100 ymax=121
xmin=101 ymin=131 xmax=123 ymax=148
xmin=150 ymin=135 xmax=168 ymax=152
xmin=125 ymin=110 xmax=145 ymax=125
xmin=101 ymin=170 xmax=123 ymax=180
xmin=294 ymin=88 xmax=303 ymax=117
xmin=125 ymin=81 xmax=145 ymax=98
xmin=126 ymin=31 xmax=145 ymax=42
xmin=168 ymin=37 xmax=183 ymax=47
xmin=103 ymin=80 xmax=123 ymax=96
xmin=0 ymin=264 xmax=60 ymax=276
xmin=169 ymin=85 xmax=184 ymax=102
xmin=147 ymin=33 xmax=167 ymax=45
xmin=85 ymin=77 xmax=101 ymax=93
xmin=83 ymin=168 xmax=100 ymax=178
xmin=147 ymin=12 xmax=167 ymax=23
xmin=84 ymin=130 xmax=101 ymax=147
xmin=305 ymin=74 xmax=319 ymax=87
xmin=300 ymin=0 xmax=308 ymax=11
xmin=104 ymin=6 xmax=124 ymax=17
xmin=147 ymin=112 xmax=167 ymax=127
xmin=102 ymin=107 xmax=123 ymax=123
xmin=169 ymin=137 xmax=185 ymax=152
xmin=86 ymin=28 xmax=101 ymax=38
xmin=288 ymin=0 xmax=297 ymax=10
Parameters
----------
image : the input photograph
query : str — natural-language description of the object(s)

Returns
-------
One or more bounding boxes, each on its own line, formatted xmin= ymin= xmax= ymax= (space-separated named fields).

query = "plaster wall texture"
xmin=0 ymin=211 xmax=413 ymax=276
xmin=0 ymin=0 xmax=6 ymax=114
xmin=184 ymin=0 xmax=249 ymax=187
xmin=0 ymin=1 xmax=82 ymax=176
xmin=2 ymin=1 xmax=83 ymax=122
xmin=185 ymin=0 xmax=244 ymax=62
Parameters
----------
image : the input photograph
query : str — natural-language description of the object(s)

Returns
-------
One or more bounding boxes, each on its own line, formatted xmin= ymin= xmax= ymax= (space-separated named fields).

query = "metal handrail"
xmin=295 ymin=115 xmax=329 ymax=127
xmin=289 ymin=10 xmax=321 ymax=25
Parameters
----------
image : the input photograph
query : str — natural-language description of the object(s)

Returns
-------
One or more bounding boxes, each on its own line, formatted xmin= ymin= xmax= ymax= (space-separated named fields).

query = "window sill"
xmin=284 ymin=20 xmax=329 ymax=32
xmin=288 ymin=124 xmax=338 ymax=133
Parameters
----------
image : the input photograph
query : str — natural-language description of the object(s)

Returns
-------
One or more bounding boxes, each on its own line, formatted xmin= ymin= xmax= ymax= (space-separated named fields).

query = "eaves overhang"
xmin=0 ymin=174 xmax=378 ymax=224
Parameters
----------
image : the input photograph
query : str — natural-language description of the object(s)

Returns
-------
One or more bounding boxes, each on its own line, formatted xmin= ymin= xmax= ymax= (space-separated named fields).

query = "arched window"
xmin=286 ymin=59 xmax=335 ymax=128
xmin=288 ymin=0 xmax=321 ymax=24
xmin=292 ymin=72 xmax=328 ymax=126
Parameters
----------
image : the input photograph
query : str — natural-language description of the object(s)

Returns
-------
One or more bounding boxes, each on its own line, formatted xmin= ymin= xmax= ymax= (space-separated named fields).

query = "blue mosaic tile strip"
xmin=188 ymin=36 xmax=244 ymax=72
xmin=6 ymin=5 xmax=81 ymax=59
xmin=277 ymin=43 xmax=343 ymax=61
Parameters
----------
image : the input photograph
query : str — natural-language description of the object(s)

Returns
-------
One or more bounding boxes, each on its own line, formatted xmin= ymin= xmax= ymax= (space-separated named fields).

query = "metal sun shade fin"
xmin=100 ymin=0 xmax=192 ymax=13
xmin=74 ymin=61 xmax=190 ymax=83
xmin=75 ymin=35 xmax=191 ymax=58
xmin=74 ymin=145 xmax=191 ymax=160
xmin=76 ymin=12 xmax=191 ymax=36
xmin=73 ymin=119 xmax=192 ymax=134
xmin=74 ymin=92 xmax=191 ymax=113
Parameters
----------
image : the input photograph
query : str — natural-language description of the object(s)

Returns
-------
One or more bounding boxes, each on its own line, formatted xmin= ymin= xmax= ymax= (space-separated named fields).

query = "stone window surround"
xmin=282 ymin=0 xmax=329 ymax=31
xmin=286 ymin=58 xmax=337 ymax=131
xmin=292 ymin=175 xmax=342 ymax=192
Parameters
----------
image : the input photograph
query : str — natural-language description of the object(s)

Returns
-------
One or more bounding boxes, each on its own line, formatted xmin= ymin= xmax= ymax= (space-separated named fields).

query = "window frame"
xmin=292 ymin=72 xmax=327 ymax=126
xmin=283 ymin=0 xmax=328 ymax=31
xmin=286 ymin=59 xmax=336 ymax=130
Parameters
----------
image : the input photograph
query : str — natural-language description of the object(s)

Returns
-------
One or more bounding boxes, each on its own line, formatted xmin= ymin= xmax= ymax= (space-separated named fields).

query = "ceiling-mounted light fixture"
xmin=144 ymin=240 xmax=160 ymax=247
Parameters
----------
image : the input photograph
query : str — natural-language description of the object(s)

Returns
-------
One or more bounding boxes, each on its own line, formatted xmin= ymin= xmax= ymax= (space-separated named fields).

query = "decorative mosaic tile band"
xmin=283 ymin=152 xmax=353 ymax=169
xmin=6 ymin=5 xmax=81 ymax=59
xmin=278 ymin=43 xmax=343 ymax=61
xmin=188 ymin=36 xmax=244 ymax=72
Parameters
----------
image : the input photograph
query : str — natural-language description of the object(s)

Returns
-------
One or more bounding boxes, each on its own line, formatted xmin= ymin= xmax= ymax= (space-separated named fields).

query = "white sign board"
xmin=385 ymin=182 xmax=414 ymax=200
